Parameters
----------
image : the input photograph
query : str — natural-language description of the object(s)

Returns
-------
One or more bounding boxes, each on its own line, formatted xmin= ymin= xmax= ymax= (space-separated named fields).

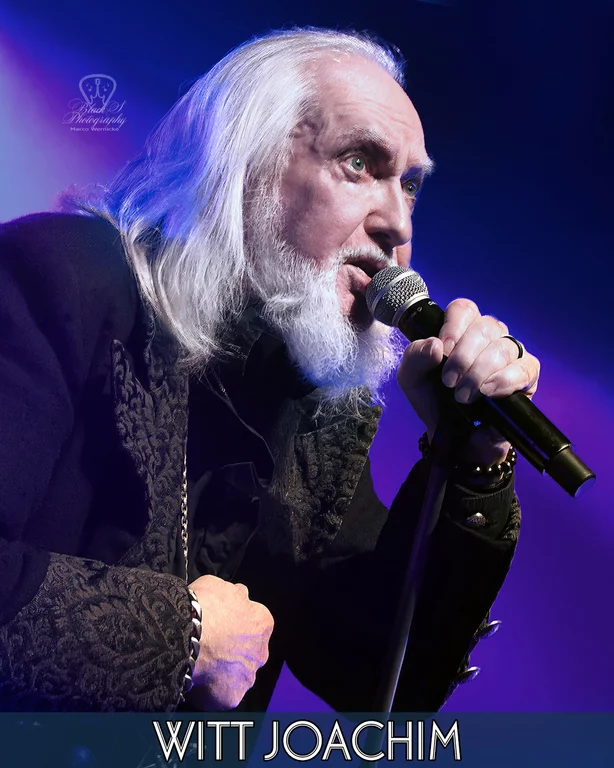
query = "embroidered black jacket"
xmin=0 ymin=212 xmax=519 ymax=712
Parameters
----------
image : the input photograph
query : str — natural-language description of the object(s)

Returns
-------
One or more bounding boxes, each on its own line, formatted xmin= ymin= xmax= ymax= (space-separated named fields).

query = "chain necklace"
xmin=180 ymin=445 xmax=189 ymax=582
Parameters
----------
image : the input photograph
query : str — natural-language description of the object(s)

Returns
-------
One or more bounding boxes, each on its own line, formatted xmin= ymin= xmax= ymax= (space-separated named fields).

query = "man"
xmin=0 ymin=28 xmax=538 ymax=712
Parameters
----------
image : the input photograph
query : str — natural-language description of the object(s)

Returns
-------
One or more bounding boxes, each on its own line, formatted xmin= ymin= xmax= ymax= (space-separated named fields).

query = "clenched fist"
xmin=185 ymin=574 xmax=274 ymax=710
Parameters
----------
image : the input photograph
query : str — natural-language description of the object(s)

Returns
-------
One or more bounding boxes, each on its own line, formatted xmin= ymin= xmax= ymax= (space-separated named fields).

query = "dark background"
xmin=1 ymin=0 xmax=612 ymax=711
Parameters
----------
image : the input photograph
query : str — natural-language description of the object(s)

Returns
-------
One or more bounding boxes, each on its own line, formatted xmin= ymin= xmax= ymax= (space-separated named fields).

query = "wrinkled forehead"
xmin=300 ymin=54 xmax=428 ymax=168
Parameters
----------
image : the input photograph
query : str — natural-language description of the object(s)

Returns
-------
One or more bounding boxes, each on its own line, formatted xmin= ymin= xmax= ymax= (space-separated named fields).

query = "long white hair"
xmin=58 ymin=28 xmax=405 ymax=378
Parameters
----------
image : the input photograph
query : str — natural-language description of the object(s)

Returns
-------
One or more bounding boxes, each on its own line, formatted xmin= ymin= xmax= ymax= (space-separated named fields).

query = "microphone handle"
xmin=397 ymin=299 xmax=595 ymax=497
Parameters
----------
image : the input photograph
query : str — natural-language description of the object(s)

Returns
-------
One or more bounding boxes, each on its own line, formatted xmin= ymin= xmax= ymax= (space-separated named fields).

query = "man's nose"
xmin=363 ymin=180 xmax=413 ymax=253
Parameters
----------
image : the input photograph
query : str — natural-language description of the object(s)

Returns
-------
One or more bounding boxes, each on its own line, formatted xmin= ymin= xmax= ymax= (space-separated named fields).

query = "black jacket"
xmin=0 ymin=212 xmax=519 ymax=712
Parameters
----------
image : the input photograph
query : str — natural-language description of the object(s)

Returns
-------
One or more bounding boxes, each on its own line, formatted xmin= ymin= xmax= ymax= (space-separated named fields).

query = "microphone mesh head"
xmin=366 ymin=267 xmax=430 ymax=326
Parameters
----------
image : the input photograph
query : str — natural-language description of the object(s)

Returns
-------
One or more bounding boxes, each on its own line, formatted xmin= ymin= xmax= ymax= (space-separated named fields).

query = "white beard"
xmin=246 ymin=234 xmax=405 ymax=408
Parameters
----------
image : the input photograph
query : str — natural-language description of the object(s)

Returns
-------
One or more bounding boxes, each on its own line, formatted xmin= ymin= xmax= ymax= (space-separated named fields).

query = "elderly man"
xmin=0 ymin=28 xmax=538 ymax=712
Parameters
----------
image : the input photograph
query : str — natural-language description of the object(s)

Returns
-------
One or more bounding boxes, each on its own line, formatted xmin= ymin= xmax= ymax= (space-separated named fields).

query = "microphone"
xmin=366 ymin=266 xmax=596 ymax=497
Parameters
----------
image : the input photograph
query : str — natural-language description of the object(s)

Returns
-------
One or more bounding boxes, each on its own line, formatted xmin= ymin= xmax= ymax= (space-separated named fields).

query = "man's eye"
xmin=403 ymin=179 xmax=420 ymax=196
xmin=348 ymin=156 xmax=366 ymax=173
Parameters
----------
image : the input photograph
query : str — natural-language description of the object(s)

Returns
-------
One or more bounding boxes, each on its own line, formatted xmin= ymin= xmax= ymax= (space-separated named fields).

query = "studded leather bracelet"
xmin=177 ymin=587 xmax=202 ymax=705
xmin=418 ymin=432 xmax=516 ymax=490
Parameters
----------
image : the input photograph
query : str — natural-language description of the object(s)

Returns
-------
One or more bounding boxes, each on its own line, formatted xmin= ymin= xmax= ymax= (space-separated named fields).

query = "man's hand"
xmin=186 ymin=574 xmax=274 ymax=710
xmin=397 ymin=298 xmax=541 ymax=465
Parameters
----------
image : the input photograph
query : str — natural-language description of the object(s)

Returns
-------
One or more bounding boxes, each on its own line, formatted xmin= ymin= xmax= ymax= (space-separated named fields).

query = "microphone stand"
xmin=360 ymin=418 xmax=470 ymax=766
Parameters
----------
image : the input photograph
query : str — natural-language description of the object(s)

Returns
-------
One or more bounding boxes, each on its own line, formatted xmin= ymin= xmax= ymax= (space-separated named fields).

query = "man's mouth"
xmin=346 ymin=257 xmax=388 ymax=279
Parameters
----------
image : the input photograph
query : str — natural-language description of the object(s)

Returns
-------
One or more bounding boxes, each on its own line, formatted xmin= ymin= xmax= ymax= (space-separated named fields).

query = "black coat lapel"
xmin=110 ymin=304 xmax=188 ymax=572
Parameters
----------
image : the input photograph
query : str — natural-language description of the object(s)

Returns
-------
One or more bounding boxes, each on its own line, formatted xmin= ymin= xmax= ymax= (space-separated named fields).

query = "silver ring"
xmin=502 ymin=334 xmax=524 ymax=359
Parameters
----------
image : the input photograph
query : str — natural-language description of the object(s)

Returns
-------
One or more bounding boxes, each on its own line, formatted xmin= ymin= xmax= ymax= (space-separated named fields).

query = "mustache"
xmin=337 ymin=246 xmax=394 ymax=275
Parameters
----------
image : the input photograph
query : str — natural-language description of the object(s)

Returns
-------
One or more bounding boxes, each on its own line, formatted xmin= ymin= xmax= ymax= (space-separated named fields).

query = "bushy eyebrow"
xmin=336 ymin=127 xmax=435 ymax=179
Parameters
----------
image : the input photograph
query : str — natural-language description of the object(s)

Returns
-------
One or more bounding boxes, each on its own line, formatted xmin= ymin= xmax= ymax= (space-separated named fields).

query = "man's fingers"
xmin=397 ymin=337 xmax=444 ymax=390
xmin=439 ymin=298 xmax=482 ymax=357
xmin=441 ymin=315 xmax=509 ymax=388
xmin=446 ymin=335 xmax=534 ymax=403
xmin=479 ymin=354 xmax=540 ymax=398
